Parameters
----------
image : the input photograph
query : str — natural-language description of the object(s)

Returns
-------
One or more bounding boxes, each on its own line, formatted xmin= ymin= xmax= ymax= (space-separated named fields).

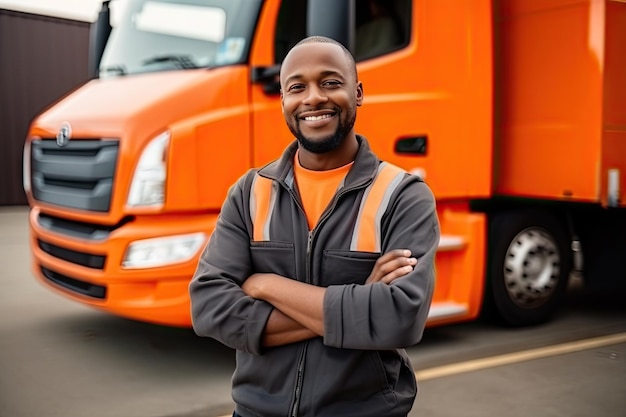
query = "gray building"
xmin=0 ymin=8 xmax=90 ymax=205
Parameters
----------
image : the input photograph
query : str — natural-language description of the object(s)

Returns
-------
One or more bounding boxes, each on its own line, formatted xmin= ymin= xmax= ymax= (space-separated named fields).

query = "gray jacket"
xmin=190 ymin=136 xmax=440 ymax=417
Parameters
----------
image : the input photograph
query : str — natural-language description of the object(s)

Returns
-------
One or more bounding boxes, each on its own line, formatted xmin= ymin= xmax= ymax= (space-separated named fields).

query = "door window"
xmin=272 ymin=0 xmax=411 ymax=64
xmin=355 ymin=0 xmax=411 ymax=60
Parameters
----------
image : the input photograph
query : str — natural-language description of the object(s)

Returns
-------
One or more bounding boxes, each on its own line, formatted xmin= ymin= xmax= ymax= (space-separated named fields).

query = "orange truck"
xmin=23 ymin=0 xmax=625 ymax=328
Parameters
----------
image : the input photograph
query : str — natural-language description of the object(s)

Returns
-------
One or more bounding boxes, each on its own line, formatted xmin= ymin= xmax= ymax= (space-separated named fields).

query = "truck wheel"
xmin=484 ymin=210 xmax=572 ymax=326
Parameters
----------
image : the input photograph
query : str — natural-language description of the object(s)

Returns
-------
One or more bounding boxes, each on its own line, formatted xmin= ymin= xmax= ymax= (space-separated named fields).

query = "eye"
xmin=287 ymin=84 xmax=305 ymax=92
xmin=322 ymin=80 xmax=342 ymax=88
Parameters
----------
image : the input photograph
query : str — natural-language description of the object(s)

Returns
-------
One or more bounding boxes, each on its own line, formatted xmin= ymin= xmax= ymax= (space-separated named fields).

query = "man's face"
xmin=280 ymin=42 xmax=363 ymax=154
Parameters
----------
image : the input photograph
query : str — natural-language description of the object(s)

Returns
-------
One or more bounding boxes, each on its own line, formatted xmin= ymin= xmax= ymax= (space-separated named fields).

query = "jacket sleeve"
xmin=189 ymin=173 xmax=274 ymax=355
xmin=323 ymin=177 xmax=439 ymax=349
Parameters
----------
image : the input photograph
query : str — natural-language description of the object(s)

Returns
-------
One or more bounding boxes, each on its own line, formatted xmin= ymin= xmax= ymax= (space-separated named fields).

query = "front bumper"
xmin=29 ymin=207 xmax=219 ymax=327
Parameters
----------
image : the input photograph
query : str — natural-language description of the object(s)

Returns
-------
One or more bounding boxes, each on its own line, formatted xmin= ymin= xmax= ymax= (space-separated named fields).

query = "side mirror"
xmin=88 ymin=0 xmax=112 ymax=79
xmin=251 ymin=64 xmax=281 ymax=95
xmin=307 ymin=0 xmax=355 ymax=53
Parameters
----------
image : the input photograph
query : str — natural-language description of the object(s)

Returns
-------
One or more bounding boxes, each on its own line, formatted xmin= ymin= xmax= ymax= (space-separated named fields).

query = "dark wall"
xmin=0 ymin=9 xmax=90 ymax=206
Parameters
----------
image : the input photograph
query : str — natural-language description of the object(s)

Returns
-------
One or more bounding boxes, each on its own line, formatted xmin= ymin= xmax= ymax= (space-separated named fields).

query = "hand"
xmin=366 ymin=249 xmax=417 ymax=285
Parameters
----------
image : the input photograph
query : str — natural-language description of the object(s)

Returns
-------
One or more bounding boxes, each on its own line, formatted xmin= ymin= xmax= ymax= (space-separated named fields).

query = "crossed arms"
xmin=190 ymin=175 xmax=439 ymax=353
xmin=242 ymin=249 xmax=418 ymax=347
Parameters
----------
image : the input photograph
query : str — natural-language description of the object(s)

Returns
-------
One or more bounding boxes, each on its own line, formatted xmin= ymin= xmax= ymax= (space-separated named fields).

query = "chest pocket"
xmin=248 ymin=175 xmax=296 ymax=277
xmin=321 ymin=162 xmax=406 ymax=286
xmin=249 ymin=164 xmax=406 ymax=284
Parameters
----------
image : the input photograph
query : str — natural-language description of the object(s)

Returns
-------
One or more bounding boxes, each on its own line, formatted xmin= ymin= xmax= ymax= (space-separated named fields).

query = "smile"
xmin=303 ymin=114 xmax=334 ymax=121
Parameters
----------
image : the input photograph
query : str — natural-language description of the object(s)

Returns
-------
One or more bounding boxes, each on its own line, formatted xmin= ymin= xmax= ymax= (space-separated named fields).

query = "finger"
xmin=365 ymin=249 xmax=413 ymax=284
xmin=381 ymin=264 xmax=414 ymax=284
xmin=381 ymin=256 xmax=417 ymax=274
xmin=367 ymin=259 xmax=398 ymax=283
xmin=366 ymin=254 xmax=397 ymax=283
xmin=379 ymin=249 xmax=411 ymax=263
xmin=367 ymin=256 xmax=417 ymax=284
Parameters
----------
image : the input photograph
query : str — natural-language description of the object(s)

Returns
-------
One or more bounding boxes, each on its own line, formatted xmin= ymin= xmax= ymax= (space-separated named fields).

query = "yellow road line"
xmin=216 ymin=333 xmax=626 ymax=416
xmin=415 ymin=332 xmax=626 ymax=381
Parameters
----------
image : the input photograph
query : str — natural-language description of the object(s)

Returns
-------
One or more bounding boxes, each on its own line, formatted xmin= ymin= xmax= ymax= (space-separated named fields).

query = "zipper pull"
xmin=307 ymin=230 xmax=313 ymax=256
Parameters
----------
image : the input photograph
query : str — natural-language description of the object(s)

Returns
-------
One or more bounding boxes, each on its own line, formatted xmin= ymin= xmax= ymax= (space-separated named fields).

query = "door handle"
xmin=395 ymin=135 xmax=428 ymax=155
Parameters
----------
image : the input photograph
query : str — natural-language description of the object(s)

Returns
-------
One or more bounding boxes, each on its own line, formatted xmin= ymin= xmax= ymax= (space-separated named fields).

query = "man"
xmin=189 ymin=36 xmax=439 ymax=417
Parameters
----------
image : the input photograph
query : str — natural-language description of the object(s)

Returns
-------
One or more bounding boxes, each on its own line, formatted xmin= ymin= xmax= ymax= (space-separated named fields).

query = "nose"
xmin=303 ymin=84 xmax=328 ymax=106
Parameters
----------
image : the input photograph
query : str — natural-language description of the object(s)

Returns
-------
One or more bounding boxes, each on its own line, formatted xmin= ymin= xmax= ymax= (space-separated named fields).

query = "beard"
xmin=287 ymin=106 xmax=357 ymax=154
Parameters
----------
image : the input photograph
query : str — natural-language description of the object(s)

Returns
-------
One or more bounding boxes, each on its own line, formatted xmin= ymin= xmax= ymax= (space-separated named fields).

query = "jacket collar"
xmin=258 ymin=135 xmax=381 ymax=191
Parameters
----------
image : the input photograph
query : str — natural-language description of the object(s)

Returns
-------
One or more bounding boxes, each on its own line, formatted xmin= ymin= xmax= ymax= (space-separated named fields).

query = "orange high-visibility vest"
xmin=250 ymin=162 xmax=406 ymax=252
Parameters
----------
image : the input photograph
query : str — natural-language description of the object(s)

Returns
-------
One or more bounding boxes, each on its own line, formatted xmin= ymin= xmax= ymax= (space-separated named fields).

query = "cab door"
xmin=351 ymin=0 xmax=493 ymax=200
xmin=248 ymin=0 xmax=493 ymax=201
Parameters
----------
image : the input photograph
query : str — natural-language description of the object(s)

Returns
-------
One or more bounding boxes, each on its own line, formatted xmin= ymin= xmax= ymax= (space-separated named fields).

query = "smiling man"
xmin=281 ymin=38 xmax=361 ymax=163
xmin=190 ymin=36 xmax=440 ymax=417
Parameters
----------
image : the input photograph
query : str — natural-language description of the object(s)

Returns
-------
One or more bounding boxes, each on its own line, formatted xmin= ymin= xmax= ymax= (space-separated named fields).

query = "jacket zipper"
xmin=285 ymin=180 xmax=369 ymax=417
xmin=291 ymin=230 xmax=313 ymax=417
xmin=285 ymin=176 xmax=309 ymax=417
xmin=291 ymin=342 xmax=308 ymax=417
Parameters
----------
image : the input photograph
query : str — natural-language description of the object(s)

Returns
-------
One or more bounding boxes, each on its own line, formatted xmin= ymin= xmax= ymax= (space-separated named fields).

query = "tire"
xmin=483 ymin=210 xmax=572 ymax=326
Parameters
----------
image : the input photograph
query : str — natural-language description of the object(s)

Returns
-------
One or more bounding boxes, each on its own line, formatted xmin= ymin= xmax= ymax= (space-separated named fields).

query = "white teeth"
xmin=304 ymin=114 xmax=333 ymax=121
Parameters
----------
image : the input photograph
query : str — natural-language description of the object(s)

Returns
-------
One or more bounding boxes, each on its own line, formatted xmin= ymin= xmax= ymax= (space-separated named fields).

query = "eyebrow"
xmin=283 ymin=70 xmax=345 ymax=86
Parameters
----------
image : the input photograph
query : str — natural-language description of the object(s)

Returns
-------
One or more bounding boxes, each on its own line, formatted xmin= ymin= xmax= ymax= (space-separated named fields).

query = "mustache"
xmin=294 ymin=106 xmax=340 ymax=119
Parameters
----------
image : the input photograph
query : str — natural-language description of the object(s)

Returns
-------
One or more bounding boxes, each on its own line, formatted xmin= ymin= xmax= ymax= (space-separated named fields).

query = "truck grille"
xmin=38 ymin=239 xmax=106 ymax=269
xmin=37 ymin=212 xmax=133 ymax=241
xmin=40 ymin=266 xmax=107 ymax=299
xmin=30 ymin=139 xmax=119 ymax=212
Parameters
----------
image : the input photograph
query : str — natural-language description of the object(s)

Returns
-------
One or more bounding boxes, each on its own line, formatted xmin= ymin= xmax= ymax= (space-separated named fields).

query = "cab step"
xmin=438 ymin=234 xmax=466 ymax=251
xmin=428 ymin=301 xmax=469 ymax=321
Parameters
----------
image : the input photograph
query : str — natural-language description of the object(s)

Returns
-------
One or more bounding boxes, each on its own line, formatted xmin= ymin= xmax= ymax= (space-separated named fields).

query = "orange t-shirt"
xmin=294 ymin=152 xmax=353 ymax=230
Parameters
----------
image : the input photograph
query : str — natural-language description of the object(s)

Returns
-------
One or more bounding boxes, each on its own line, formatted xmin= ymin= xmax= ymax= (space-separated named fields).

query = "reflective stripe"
xmin=351 ymin=162 xmax=406 ymax=252
xmin=250 ymin=174 xmax=276 ymax=241
xmin=250 ymin=164 xmax=406 ymax=248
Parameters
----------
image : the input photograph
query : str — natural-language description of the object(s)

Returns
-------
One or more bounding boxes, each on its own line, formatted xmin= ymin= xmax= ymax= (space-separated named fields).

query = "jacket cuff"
xmin=245 ymin=300 xmax=274 ymax=355
xmin=322 ymin=285 xmax=344 ymax=348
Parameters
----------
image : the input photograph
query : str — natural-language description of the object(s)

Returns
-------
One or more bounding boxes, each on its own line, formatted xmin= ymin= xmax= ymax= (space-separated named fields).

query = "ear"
xmin=356 ymin=81 xmax=364 ymax=107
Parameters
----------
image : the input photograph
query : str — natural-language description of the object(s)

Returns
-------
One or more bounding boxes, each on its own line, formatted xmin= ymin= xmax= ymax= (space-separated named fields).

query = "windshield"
xmin=99 ymin=0 xmax=262 ymax=77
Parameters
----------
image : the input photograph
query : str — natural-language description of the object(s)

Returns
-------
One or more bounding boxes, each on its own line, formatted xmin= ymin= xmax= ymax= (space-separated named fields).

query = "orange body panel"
xmin=358 ymin=0 xmax=493 ymax=201
xmin=599 ymin=1 xmax=626 ymax=206
xmin=496 ymin=0 xmax=626 ymax=206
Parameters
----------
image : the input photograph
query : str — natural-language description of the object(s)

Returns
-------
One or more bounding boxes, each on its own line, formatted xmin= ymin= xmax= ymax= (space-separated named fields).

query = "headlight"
xmin=23 ymin=141 xmax=31 ymax=194
xmin=127 ymin=131 xmax=170 ymax=207
xmin=122 ymin=232 xmax=206 ymax=269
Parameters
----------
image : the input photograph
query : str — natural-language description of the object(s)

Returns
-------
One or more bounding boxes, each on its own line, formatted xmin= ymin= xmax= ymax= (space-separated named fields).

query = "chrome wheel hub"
xmin=503 ymin=227 xmax=560 ymax=309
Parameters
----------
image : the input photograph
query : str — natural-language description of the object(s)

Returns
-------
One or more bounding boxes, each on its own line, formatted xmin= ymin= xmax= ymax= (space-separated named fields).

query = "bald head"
xmin=278 ymin=35 xmax=363 ymax=161
xmin=282 ymin=36 xmax=358 ymax=82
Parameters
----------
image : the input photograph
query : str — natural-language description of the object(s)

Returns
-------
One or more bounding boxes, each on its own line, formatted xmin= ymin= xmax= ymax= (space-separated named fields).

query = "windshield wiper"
xmin=142 ymin=54 xmax=198 ymax=70
xmin=99 ymin=64 xmax=127 ymax=76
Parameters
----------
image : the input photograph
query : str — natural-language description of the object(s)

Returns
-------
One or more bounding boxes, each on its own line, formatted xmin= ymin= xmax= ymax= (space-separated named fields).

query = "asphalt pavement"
xmin=1 ymin=205 xmax=624 ymax=417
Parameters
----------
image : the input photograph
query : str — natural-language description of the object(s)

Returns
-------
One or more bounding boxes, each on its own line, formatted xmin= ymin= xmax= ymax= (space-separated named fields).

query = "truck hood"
xmin=31 ymin=68 xmax=243 ymax=139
